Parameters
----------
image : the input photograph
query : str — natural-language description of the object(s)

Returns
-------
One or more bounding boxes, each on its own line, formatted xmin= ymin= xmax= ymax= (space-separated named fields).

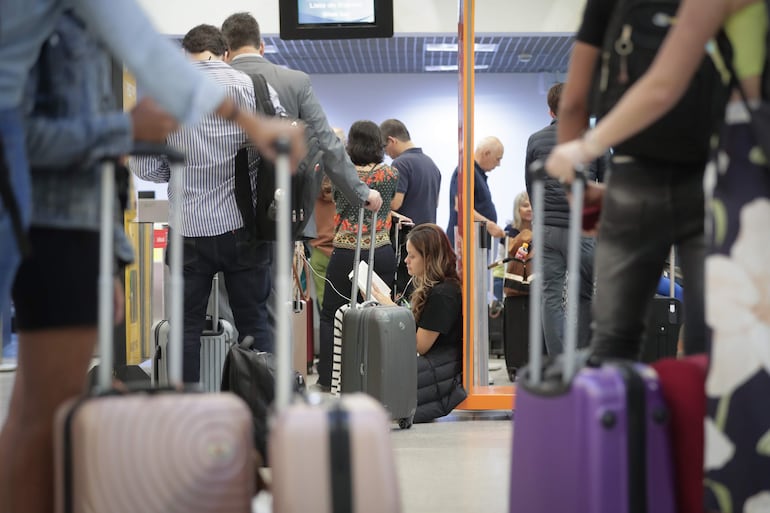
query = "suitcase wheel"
xmin=508 ymin=367 xmax=518 ymax=383
xmin=398 ymin=417 xmax=413 ymax=430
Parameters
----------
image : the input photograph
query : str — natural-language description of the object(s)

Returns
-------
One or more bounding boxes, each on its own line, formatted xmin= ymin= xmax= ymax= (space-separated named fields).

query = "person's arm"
xmin=72 ymin=0 xmax=306 ymax=166
xmin=474 ymin=209 xmax=505 ymax=238
xmin=26 ymin=112 xmax=132 ymax=169
xmin=129 ymin=155 xmax=170 ymax=183
xmin=416 ymin=328 xmax=441 ymax=356
xmin=391 ymin=192 xmax=405 ymax=211
xmin=73 ymin=0 xmax=223 ymax=124
xmin=295 ymin=74 xmax=378 ymax=208
xmin=557 ymin=41 xmax=600 ymax=144
xmin=27 ymin=97 xmax=177 ymax=170
xmin=546 ymin=0 xmax=728 ymax=180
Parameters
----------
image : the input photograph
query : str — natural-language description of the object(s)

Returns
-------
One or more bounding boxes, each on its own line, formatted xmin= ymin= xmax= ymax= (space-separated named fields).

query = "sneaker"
xmin=309 ymin=383 xmax=331 ymax=393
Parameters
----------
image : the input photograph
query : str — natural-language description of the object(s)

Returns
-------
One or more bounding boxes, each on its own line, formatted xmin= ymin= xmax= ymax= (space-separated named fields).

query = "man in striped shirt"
xmin=131 ymin=24 xmax=280 ymax=383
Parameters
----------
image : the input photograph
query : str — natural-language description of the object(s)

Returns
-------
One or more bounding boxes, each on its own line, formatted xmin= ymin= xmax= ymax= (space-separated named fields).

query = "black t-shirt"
xmin=418 ymin=280 xmax=463 ymax=355
xmin=576 ymin=0 xmax=615 ymax=47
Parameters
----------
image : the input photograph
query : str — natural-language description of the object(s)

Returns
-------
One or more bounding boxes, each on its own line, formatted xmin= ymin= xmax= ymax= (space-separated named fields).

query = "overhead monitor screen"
xmin=298 ymin=0 xmax=375 ymax=24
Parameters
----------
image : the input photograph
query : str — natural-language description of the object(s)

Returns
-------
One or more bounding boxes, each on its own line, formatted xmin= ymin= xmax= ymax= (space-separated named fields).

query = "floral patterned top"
xmin=333 ymin=163 xmax=398 ymax=250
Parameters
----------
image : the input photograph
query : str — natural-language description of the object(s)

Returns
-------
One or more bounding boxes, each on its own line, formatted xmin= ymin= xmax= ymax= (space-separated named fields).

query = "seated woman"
xmin=373 ymin=224 xmax=466 ymax=423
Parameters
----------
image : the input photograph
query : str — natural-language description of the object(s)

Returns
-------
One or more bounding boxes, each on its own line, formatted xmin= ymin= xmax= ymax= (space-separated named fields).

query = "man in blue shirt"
xmin=380 ymin=119 xmax=441 ymax=225
xmin=446 ymin=136 xmax=506 ymax=249
xmin=380 ymin=119 xmax=442 ymax=296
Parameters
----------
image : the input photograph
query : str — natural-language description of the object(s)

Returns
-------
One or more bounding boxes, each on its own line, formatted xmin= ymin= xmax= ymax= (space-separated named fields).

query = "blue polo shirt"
xmin=391 ymin=147 xmax=442 ymax=225
xmin=446 ymin=161 xmax=497 ymax=246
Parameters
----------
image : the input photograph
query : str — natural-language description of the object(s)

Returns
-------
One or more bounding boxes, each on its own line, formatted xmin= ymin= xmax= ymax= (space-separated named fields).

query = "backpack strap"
xmin=233 ymin=73 xmax=278 ymax=238
xmin=0 ymin=138 xmax=30 ymax=257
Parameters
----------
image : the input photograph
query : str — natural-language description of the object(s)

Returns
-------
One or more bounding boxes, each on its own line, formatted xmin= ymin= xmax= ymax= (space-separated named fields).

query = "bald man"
xmin=446 ymin=136 xmax=506 ymax=248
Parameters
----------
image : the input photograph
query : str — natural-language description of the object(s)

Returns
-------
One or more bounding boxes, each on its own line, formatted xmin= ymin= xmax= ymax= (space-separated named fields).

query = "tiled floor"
xmin=0 ymin=357 xmax=513 ymax=513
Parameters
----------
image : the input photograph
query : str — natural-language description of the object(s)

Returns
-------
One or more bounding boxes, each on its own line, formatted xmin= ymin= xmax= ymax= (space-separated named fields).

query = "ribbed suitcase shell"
xmin=340 ymin=304 xmax=417 ymax=428
xmin=269 ymin=394 xmax=402 ymax=513
xmin=152 ymin=318 xmax=235 ymax=391
xmin=54 ymin=391 xmax=254 ymax=513
xmin=510 ymin=364 xmax=675 ymax=513
xmin=200 ymin=319 xmax=236 ymax=392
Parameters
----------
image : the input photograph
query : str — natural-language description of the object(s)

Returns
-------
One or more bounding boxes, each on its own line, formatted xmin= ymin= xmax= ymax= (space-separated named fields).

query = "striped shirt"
xmin=130 ymin=59 xmax=284 ymax=237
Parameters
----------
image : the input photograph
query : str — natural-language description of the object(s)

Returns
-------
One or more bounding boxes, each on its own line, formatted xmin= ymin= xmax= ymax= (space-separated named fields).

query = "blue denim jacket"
xmin=24 ymin=13 xmax=134 ymax=262
xmin=0 ymin=0 xmax=223 ymax=123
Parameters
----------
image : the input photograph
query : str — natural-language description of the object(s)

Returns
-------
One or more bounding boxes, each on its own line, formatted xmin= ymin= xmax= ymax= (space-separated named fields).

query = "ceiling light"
xmin=518 ymin=53 xmax=532 ymax=63
xmin=263 ymin=45 xmax=278 ymax=54
xmin=425 ymin=43 xmax=499 ymax=53
xmin=424 ymin=64 xmax=489 ymax=72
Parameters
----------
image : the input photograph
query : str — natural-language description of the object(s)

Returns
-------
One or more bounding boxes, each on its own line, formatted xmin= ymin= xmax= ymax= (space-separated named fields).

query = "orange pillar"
xmin=456 ymin=0 xmax=515 ymax=411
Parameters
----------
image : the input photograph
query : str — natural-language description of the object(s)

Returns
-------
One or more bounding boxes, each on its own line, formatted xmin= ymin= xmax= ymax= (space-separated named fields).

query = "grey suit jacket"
xmin=229 ymin=54 xmax=369 ymax=210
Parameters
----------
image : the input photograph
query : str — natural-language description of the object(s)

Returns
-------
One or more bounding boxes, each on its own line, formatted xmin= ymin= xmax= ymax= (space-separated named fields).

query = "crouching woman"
xmin=372 ymin=223 xmax=466 ymax=422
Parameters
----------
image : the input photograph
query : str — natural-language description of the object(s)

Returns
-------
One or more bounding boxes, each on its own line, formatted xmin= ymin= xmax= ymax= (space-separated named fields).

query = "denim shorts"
xmin=0 ymin=107 xmax=31 ymax=314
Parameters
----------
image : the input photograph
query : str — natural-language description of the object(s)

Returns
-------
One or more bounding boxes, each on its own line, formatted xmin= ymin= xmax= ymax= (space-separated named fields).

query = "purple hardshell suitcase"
xmin=339 ymin=208 xmax=417 ymax=429
xmin=509 ymin=164 xmax=675 ymax=513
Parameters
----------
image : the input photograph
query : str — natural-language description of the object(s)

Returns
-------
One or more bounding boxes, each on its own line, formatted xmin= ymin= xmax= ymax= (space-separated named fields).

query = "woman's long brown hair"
xmin=406 ymin=224 xmax=461 ymax=323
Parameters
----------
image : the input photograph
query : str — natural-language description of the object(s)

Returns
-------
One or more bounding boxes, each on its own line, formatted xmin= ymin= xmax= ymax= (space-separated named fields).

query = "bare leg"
xmin=0 ymin=326 xmax=96 ymax=513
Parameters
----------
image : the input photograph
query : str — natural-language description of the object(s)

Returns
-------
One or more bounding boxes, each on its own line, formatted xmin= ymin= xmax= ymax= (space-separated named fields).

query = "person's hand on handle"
xmin=545 ymin=130 xmax=606 ymax=184
xmin=130 ymin=98 xmax=178 ymax=142
xmin=365 ymin=189 xmax=383 ymax=212
xmin=371 ymin=283 xmax=395 ymax=306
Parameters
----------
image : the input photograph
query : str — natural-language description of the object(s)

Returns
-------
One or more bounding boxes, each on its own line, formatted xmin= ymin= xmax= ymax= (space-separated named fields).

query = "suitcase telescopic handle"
xmin=349 ymin=206 xmax=379 ymax=308
xmin=97 ymin=145 xmax=185 ymax=392
xmin=526 ymin=161 xmax=587 ymax=386
xmin=274 ymin=137 xmax=295 ymax=412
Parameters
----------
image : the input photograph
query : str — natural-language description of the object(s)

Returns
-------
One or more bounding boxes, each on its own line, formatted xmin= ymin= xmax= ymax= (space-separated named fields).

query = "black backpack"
xmin=234 ymin=74 xmax=325 ymax=241
xmin=593 ymin=0 xmax=730 ymax=162
xmin=220 ymin=336 xmax=305 ymax=464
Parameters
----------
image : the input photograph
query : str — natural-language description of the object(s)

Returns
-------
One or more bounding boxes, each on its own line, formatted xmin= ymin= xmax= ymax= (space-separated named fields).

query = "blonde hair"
xmin=512 ymin=191 xmax=530 ymax=230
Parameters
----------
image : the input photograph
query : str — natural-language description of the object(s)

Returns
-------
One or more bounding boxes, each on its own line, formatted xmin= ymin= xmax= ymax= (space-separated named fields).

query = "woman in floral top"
xmin=314 ymin=120 xmax=399 ymax=391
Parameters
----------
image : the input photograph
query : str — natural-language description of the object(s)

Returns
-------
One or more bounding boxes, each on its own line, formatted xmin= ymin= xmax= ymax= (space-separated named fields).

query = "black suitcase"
xmin=489 ymin=301 xmax=505 ymax=358
xmin=339 ymin=208 xmax=417 ymax=429
xmin=640 ymin=248 xmax=682 ymax=362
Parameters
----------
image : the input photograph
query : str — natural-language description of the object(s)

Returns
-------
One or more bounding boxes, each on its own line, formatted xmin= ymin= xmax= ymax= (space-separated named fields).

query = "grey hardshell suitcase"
xmin=152 ymin=273 xmax=235 ymax=391
xmin=339 ymin=208 xmax=417 ymax=429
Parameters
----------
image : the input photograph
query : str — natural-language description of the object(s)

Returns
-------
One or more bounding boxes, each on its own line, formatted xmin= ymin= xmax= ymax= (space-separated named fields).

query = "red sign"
xmin=153 ymin=228 xmax=168 ymax=249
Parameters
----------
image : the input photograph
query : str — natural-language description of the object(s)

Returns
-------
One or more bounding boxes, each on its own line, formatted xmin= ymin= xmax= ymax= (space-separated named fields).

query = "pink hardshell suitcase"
xmin=268 ymin=139 xmax=403 ymax=513
xmin=54 ymin=146 xmax=254 ymax=513
xmin=508 ymin=163 xmax=676 ymax=513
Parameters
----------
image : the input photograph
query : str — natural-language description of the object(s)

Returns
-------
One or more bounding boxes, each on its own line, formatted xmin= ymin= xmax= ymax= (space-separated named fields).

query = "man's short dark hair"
xmin=379 ymin=119 xmax=411 ymax=143
xmin=221 ymin=12 xmax=262 ymax=50
xmin=181 ymin=24 xmax=227 ymax=56
xmin=346 ymin=120 xmax=385 ymax=166
xmin=547 ymin=82 xmax=564 ymax=114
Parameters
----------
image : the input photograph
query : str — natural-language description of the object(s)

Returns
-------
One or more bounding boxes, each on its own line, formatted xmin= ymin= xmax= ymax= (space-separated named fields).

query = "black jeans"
xmin=316 ymin=244 xmax=396 ymax=387
xmin=168 ymin=228 xmax=272 ymax=383
xmin=591 ymin=157 xmax=706 ymax=359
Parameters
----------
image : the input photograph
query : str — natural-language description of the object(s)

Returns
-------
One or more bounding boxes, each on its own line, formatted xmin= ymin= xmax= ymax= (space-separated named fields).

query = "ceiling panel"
xmin=258 ymin=34 xmax=575 ymax=74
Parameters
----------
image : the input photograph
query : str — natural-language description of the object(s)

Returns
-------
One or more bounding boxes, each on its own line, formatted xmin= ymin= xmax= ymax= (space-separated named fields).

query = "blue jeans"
xmin=0 ymin=108 xmax=30 ymax=314
xmin=168 ymin=228 xmax=272 ymax=383
xmin=591 ymin=157 xmax=706 ymax=359
xmin=540 ymin=225 xmax=595 ymax=355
